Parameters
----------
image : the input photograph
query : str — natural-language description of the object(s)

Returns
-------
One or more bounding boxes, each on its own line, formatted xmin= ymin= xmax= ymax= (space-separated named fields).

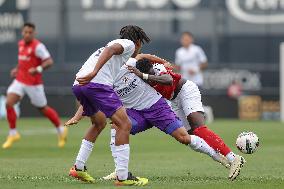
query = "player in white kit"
xmin=69 ymin=25 xmax=150 ymax=186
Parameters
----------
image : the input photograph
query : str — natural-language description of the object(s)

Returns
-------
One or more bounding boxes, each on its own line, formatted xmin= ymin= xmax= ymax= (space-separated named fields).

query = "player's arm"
xmin=76 ymin=43 xmax=124 ymax=85
xmin=135 ymin=54 xmax=172 ymax=68
xmin=29 ymin=43 xmax=53 ymax=75
xmin=64 ymin=105 xmax=85 ymax=126
xmin=10 ymin=65 xmax=18 ymax=78
xmin=200 ymin=61 xmax=208 ymax=70
xmin=127 ymin=66 xmax=173 ymax=85
xmin=197 ymin=47 xmax=208 ymax=71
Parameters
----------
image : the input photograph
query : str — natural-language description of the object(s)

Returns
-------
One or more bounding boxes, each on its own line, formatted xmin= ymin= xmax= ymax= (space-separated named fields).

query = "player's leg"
xmin=2 ymin=80 xmax=24 ymax=149
xmin=25 ymin=84 xmax=67 ymax=147
xmin=178 ymin=81 xmax=245 ymax=180
xmin=103 ymin=110 xmax=152 ymax=181
xmin=170 ymin=126 xmax=223 ymax=160
xmin=73 ymin=83 xmax=148 ymax=185
xmin=69 ymin=111 xmax=107 ymax=182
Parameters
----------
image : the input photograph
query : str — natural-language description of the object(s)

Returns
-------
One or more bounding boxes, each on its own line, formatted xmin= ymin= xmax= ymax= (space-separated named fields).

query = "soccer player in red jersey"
xmin=128 ymin=58 xmax=246 ymax=181
xmin=2 ymin=22 xmax=68 ymax=149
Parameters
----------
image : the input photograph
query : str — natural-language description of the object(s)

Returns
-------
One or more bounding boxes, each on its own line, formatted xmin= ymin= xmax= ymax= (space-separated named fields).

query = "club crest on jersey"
xmin=122 ymin=76 xmax=129 ymax=83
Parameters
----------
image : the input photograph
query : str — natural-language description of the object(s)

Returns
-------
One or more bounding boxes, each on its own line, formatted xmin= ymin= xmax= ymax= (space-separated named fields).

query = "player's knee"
xmin=116 ymin=119 xmax=132 ymax=132
xmin=37 ymin=106 xmax=48 ymax=112
xmin=175 ymin=134 xmax=190 ymax=145
xmin=93 ymin=120 xmax=107 ymax=131
xmin=6 ymin=98 xmax=16 ymax=107
xmin=5 ymin=102 xmax=14 ymax=108
xmin=187 ymin=112 xmax=205 ymax=130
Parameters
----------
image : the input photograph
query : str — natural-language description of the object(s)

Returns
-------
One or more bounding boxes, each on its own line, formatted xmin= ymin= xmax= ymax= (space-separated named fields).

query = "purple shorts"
xmin=72 ymin=83 xmax=123 ymax=118
xmin=127 ymin=98 xmax=183 ymax=135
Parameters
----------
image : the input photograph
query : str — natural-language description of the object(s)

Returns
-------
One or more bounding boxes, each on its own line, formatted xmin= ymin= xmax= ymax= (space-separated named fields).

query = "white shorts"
xmin=7 ymin=80 xmax=47 ymax=108
xmin=171 ymin=81 xmax=204 ymax=131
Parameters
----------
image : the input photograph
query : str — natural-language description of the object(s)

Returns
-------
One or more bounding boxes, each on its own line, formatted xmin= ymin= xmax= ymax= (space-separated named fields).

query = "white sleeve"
xmin=108 ymin=39 xmax=135 ymax=55
xmin=35 ymin=43 xmax=51 ymax=61
xmin=175 ymin=49 xmax=182 ymax=65
xmin=125 ymin=58 xmax=137 ymax=67
xmin=153 ymin=63 xmax=167 ymax=76
xmin=196 ymin=46 xmax=207 ymax=64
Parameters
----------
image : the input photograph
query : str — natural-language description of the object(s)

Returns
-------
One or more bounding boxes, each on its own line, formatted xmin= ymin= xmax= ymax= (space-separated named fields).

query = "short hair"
xmin=23 ymin=22 xmax=36 ymax=30
xmin=181 ymin=31 xmax=193 ymax=38
xmin=136 ymin=58 xmax=153 ymax=73
xmin=120 ymin=25 xmax=151 ymax=44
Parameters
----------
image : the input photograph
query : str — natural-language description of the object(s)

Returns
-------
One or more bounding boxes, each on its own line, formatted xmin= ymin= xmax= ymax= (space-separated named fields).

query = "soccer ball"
xmin=236 ymin=132 xmax=259 ymax=154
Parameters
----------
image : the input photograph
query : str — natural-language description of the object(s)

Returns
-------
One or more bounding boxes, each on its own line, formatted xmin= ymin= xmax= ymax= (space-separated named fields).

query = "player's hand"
xmin=64 ymin=117 xmax=80 ymax=127
xmin=127 ymin=66 xmax=143 ymax=78
xmin=188 ymin=69 xmax=197 ymax=75
xmin=28 ymin=67 xmax=38 ymax=75
xmin=10 ymin=68 xmax=18 ymax=78
xmin=164 ymin=62 xmax=174 ymax=70
xmin=76 ymin=72 xmax=97 ymax=85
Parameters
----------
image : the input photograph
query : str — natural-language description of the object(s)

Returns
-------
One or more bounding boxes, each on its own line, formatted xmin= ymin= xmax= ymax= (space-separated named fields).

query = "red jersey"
xmin=152 ymin=65 xmax=182 ymax=100
xmin=16 ymin=39 xmax=50 ymax=85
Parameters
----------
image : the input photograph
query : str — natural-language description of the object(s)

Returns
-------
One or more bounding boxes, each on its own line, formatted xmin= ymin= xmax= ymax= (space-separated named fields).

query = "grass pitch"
xmin=0 ymin=118 xmax=284 ymax=189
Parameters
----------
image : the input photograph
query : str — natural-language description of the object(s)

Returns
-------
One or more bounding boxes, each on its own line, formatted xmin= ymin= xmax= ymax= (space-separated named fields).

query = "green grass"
xmin=0 ymin=118 xmax=284 ymax=189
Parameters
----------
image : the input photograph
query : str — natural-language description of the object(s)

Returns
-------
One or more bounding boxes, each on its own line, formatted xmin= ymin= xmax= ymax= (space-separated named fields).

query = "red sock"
xmin=193 ymin=126 xmax=231 ymax=156
xmin=43 ymin=107 xmax=61 ymax=127
xmin=6 ymin=106 xmax=17 ymax=129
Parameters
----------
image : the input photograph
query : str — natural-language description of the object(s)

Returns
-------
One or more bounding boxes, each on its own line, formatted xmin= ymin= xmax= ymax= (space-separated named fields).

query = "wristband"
xmin=142 ymin=73 xmax=149 ymax=80
xmin=36 ymin=66 xmax=43 ymax=73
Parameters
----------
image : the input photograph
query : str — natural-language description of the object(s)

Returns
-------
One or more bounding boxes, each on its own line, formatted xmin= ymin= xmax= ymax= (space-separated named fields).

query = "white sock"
xmin=189 ymin=135 xmax=219 ymax=160
xmin=115 ymin=144 xmax=130 ymax=181
xmin=226 ymin=152 xmax=236 ymax=163
xmin=9 ymin=129 xmax=18 ymax=136
xmin=75 ymin=139 xmax=94 ymax=170
xmin=110 ymin=129 xmax=117 ymax=169
xmin=56 ymin=125 xmax=65 ymax=135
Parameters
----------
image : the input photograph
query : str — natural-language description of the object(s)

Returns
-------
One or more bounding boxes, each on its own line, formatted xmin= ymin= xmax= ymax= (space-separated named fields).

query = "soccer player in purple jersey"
xmin=69 ymin=25 xmax=150 ymax=186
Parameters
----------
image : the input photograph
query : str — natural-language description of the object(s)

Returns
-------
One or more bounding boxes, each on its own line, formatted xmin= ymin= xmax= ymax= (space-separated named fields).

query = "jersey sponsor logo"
xmin=18 ymin=55 xmax=31 ymax=61
xmin=116 ymin=78 xmax=138 ymax=97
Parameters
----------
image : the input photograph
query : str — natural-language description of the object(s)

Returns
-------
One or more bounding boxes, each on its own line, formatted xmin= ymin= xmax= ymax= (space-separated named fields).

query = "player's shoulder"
xmin=18 ymin=39 xmax=25 ymax=46
xmin=107 ymin=38 xmax=134 ymax=47
xmin=125 ymin=58 xmax=137 ymax=67
xmin=176 ymin=47 xmax=184 ymax=53
xmin=191 ymin=44 xmax=204 ymax=51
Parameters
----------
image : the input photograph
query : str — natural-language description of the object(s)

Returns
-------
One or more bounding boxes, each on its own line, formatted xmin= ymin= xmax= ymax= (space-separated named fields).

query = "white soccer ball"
xmin=236 ymin=132 xmax=259 ymax=154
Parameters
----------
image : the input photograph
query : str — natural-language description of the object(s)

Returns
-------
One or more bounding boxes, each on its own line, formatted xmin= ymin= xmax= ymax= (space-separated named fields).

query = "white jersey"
xmin=113 ymin=58 xmax=162 ymax=110
xmin=74 ymin=39 xmax=135 ymax=86
xmin=175 ymin=44 xmax=207 ymax=86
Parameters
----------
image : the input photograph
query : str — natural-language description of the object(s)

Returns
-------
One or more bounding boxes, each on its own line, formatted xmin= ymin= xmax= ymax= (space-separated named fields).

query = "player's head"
xmin=22 ymin=22 xmax=36 ymax=43
xmin=136 ymin=58 xmax=155 ymax=75
xmin=120 ymin=25 xmax=150 ymax=56
xmin=180 ymin=31 xmax=194 ymax=48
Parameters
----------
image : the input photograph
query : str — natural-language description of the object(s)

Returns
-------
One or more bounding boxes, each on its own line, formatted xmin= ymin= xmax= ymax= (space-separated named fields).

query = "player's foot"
xmin=102 ymin=171 xmax=116 ymax=180
xmin=228 ymin=155 xmax=246 ymax=181
xmin=69 ymin=165 xmax=95 ymax=183
xmin=219 ymin=154 xmax=230 ymax=169
xmin=115 ymin=172 xmax=149 ymax=186
xmin=58 ymin=126 xmax=68 ymax=148
xmin=2 ymin=133 xmax=21 ymax=149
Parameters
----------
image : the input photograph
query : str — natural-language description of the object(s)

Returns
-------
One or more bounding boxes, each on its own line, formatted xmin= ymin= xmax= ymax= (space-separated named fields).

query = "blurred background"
xmin=0 ymin=0 xmax=282 ymax=120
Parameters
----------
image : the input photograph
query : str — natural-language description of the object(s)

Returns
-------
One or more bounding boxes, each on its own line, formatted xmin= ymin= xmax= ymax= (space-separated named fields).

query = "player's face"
xmin=180 ymin=34 xmax=193 ymax=48
xmin=22 ymin=26 xmax=35 ymax=43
